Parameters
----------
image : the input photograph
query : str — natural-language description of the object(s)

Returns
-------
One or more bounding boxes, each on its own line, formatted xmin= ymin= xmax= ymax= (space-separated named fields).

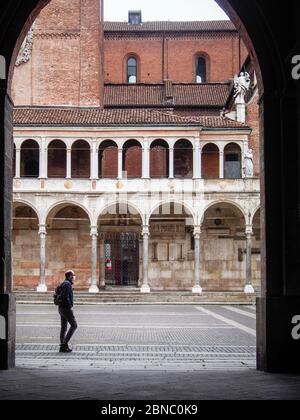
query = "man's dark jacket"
xmin=59 ymin=279 xmax=74 ymax=309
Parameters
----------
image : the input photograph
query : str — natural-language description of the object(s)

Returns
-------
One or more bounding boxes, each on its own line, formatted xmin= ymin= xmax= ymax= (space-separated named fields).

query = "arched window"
xmin=127 ymin=57 xmax=137 ymax=84
xmin=224 ymin=143 xmax=242 ymax=179
xmin=48 ymin=140 xmax=66 ymax=178
xmin=150 ymin=140 xmax=169 ymax=178
xmin=196 ymin=56 xmax=207 ymax=84
xmin=123 ymin=140 xmax=142 ymax=178
xmin=202 ymin=144 xmax=219 ymax=179
xmin=20 ymin=140 xmax=39 ymax=178
xmin=71 ymin=140 xmax=90 ymax=179
xmin=174 ymin=139 xmax=193 ymax=179
xmin=99 ymin=140 xmax=118 ymax=179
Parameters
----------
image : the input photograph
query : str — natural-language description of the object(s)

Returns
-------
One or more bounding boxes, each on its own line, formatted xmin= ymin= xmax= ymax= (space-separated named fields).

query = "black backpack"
xmin=53 ymin=284 xmax=63 ymax=306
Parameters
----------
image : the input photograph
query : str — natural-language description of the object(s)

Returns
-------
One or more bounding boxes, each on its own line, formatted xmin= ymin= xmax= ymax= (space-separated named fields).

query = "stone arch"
xmin=174 ymin=139 xmax=193 ymax=179
xmin=20 ymin=139 xmax=39 ymax=178
xmin=123 ymin=140 xmax=142 ymax=178
xmin=201 ymin=200 xmax=247 ymax=225
xmin=13 ymin=200 xmax=41 ymax=225
xmin=224 ymin=143 xmax=242 ymax=179
xmin=202 ymin=143 xmax=220 ymax=179
xmin=147 ymin=200 xmax=196 ymax=226
xmin=71 ymin=140 xmax=90 ymax=179
xmin=98 ymin=140 xmax=118 ymax=179
xmin=2 ymin=0 xmax=296 ymax=374
xmin=45 ymin=201 xmax=93 ymax=226
xmin=97 ymin=201 xmax=144 ymax=226
xmin=251 ymin=206 xmax=261 ymax=226
xmin=48 ymin=139 xmax=67 ymax=178
xmin=150 ymin=139 xmax=169 ymax=178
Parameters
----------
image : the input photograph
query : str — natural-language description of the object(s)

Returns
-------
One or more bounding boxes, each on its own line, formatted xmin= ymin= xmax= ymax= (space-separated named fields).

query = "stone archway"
xmin=0 ymin=0 xmax=299 ymax=373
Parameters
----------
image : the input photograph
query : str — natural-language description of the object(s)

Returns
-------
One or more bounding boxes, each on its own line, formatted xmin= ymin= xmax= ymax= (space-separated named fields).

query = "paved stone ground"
xmin=15 ymin=304 xmax=256 ymax=370
xmin=0 ymin=304 xmax=300 ymax=400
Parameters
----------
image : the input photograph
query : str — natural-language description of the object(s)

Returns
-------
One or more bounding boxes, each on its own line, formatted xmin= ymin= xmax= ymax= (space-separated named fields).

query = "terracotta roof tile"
xmin=104 ymin=83 xmax=230 ymax=107
xmin=13 ymin=107 xmax=248 ymax=129
xmin=104 ymin=21 xmax=236 ymax=33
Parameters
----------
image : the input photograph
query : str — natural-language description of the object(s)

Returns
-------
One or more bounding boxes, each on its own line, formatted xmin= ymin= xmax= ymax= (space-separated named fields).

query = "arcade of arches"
xmin=12 ymin=201 xmax=261 ymax=293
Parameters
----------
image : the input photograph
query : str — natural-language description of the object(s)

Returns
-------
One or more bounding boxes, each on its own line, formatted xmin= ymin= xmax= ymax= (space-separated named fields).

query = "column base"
xmin=141 ymin=284 xmax=151 ymax=294
xmin=192 ymin=285 xmax=203 ymax=295
xmin=0 ymin=294 xmax=16 ymax=370
xmin=36 ymin=284 xmax=47 ymax=293
xmin=89 ymin=285 xmax=99 ymax=294
xmin=244 ymin=284 xmax=255 ymax=294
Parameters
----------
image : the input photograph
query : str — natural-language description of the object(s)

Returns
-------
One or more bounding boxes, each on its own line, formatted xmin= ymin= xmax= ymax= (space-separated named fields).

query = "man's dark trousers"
xmin=59 ymin=307 xmax=78 ymax=345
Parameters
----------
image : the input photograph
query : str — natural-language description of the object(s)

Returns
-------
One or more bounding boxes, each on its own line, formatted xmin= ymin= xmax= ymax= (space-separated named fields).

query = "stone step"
xmin=15 ymin=291 xmax=256 ymax=305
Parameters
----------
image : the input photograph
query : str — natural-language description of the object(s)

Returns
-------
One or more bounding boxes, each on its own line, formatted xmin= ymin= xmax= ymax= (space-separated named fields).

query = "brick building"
xmin=11 ymin=0 xmax=260 ymax=294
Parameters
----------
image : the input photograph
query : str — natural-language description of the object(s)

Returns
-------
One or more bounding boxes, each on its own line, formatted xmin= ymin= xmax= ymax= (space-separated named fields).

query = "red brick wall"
xmin=102 ymin=147 xmax=118 ymax=178
xmin=150 ymin=146 xmax=168 ymax=178
xmin=124 ymin=145 xmax=142 ymax=178
xmin=12 ymin=0 xmax=103 ymax=106
xmin=105 ymin=33 xmax=247 ymax=84
xmin=202 ymin=145 xmax=219 ymax=179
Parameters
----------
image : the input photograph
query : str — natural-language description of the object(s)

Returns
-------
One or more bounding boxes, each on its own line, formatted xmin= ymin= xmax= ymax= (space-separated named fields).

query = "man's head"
xmin=65 ymin=270 xmax=75 ymax=282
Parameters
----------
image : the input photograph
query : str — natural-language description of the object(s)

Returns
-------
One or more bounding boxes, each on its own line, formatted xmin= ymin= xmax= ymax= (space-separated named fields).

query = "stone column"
xmin=219 ymin=148 xmax=224 ymax=179
xmin=245 ymin=224 xmax=255 ymax=294
xmin=193 ymin=139 xmax=201 ymax=179
xmin=66 ymin=147 xmax=72 ymax=179
xmin=142 ymin=142 xmax=150 ymax=179
xmin=39 ymin=139 xmax=48 ymax=179
xmin=169 ymin=147 xmax=174 ymax=179
xmin=99 ymin=239 xmax=106 ymax=289
xmin=192 ymin=226 xmax=203 ymax=294
xmin=90 ymin=141 xmax=98 ymax=180
xmin=37 ymin=225 xmax=47 ymax=292
xmin=15 ymin=147 xmax=21 ymax=178
xmin=141 ymin=226 xmax=151 ymax=293
xmin=118 ymin=147 xmax=123 ymax=179
xmin=89 ymin=226 xmax=99 ymax=293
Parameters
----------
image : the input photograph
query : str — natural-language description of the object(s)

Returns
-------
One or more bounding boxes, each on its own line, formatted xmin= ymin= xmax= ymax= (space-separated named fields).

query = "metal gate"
xmin=104 ymin=232 xmax=139 ymax=286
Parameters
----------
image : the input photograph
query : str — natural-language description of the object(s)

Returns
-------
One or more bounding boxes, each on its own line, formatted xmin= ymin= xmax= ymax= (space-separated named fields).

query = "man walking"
xmin=58 ymin=270 xmax=78 ymax=353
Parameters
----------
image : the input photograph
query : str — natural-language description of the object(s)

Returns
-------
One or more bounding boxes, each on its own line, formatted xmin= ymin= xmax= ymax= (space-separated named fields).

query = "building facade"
xmin=11 ymin=0 xmax=260 ymax=294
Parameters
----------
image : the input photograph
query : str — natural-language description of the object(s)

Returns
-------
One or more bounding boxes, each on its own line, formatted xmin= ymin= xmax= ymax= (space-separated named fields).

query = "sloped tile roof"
xmin=14 ymin=107 xmax=248 ymax=129
xmin=104 ymin=83 xmax=231 ymax=107
xmin=104 ymin=21 xmax=236 ymax=33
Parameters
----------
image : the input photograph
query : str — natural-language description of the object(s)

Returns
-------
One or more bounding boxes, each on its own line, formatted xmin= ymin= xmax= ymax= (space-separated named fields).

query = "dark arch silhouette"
xmin=0 ymin=0 xmax=299 ymax=374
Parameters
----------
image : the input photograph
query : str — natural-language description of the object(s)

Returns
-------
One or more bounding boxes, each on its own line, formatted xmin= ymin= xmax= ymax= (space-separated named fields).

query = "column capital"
xmin=193 ymin=226 xmax=202 ymax=238
xmin=142 ymin=225 xmax=150 ymax=237
xmin=245 ymin=224 xmax=253 ymax=236
xmin=38 ymin=225 xmax=47 ymax=236
xmin=90 ymin=226 xmax=98 ymax=237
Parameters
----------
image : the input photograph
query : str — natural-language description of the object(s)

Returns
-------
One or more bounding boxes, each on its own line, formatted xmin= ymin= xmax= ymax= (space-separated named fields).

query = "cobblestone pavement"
xmin=1 ymin=304 xmax=300 ymax=400
xmin=16 ymin=304 xmax=256 ymax=371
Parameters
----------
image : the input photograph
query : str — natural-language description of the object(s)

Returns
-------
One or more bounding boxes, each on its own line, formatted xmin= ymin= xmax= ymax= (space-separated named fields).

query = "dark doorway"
xmin=104 ymin=232 xmax=139 ymax=286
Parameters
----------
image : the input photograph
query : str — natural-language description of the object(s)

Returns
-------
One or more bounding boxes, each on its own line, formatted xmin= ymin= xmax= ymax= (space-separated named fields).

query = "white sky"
xmin=104 ymin=0 xmax=229 ymax=21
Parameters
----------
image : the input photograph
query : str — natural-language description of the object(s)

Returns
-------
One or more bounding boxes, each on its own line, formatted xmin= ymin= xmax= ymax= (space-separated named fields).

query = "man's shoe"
xmin=59 ymin=344 xmax=73 ymax=353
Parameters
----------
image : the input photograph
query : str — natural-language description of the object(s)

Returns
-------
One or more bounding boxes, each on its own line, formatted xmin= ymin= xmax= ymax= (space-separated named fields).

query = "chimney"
xmin=128 ymin=11 xmax=142 ymax=25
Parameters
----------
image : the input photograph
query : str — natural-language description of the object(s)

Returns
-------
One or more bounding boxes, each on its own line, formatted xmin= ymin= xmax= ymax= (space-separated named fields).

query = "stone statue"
xmin=15 ymin=25 xmax=34 ymax=67
xmin=234 ymin=72 xmax=251 ymax=104
xmin=244 ymin=149 xmax=254 ymax=178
